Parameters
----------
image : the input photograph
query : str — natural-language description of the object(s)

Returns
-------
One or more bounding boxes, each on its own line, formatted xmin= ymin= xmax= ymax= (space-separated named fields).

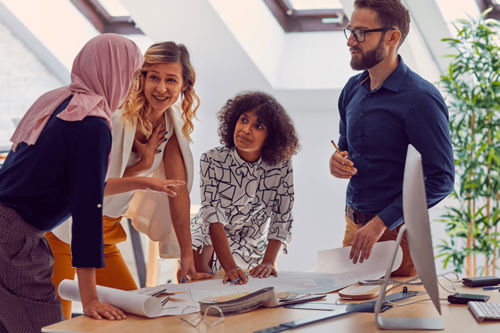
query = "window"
xmin=476 ymin=0 xmax=500 ymax=18
xmin=263 ymin=0 xmax=347 ymax=32
xmin=70 ymin=0 xmax=143 ymax=34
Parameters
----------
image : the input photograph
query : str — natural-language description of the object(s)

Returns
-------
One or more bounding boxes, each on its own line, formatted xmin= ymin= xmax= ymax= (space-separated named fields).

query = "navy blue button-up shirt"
xmin=338 ymin=56 xmax=454 ymax=229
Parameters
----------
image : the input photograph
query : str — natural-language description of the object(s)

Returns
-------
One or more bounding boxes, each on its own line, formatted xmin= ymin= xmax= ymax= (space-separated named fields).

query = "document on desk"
xmin=143 ymin=241 xmax=402 ymax=316
xmin=136 ymin=272 xmax=345 ymax=316
xmin=58 ymin=279 xmax=164 ymax=318
xmin=309 ymin=240 xmax=402 ymax=278
xmin=57 ymin=242 xmax=401 ymax=318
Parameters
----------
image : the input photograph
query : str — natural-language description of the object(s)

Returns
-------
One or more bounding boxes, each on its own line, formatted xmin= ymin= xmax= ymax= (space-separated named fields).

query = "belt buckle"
xmin=350 ymin=206 xmax=368 ymax=225
xmin=352 ymin=209 xmax=359 ymax=223
xmin=347 ymin=206 xmax=360 ymax=225
xmin=355 ymin=211 xmax=364 ymax=225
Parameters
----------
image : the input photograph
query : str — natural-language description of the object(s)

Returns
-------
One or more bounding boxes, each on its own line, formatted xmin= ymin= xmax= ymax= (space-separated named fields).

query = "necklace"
xmin=151 ymin=111 xmax=166 ymax=129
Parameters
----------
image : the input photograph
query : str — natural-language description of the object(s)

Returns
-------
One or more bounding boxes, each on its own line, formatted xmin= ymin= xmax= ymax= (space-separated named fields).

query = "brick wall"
xmin=0 ymin=20 xmax=62 ymax=148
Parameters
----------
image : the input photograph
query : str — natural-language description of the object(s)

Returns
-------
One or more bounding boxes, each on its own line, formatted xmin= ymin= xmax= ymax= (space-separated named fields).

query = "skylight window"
xmin=97 ymin=0 xmax=130 ymax=17
xmin=263 ymin=0 xmax=347 ymax=32
xmin=71 ymin=0 xmax=143 ymax=34
xmin=289 ymin=0 xmax=343 ymax=10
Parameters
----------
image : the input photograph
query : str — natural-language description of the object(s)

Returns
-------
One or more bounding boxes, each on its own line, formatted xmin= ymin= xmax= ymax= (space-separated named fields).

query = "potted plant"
xmin=437 ymin=8 xmax=499 ymax=276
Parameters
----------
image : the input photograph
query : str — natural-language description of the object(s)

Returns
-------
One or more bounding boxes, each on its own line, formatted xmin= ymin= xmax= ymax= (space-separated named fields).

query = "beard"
xmin=350 ymin=37 xmax=386 ymax=70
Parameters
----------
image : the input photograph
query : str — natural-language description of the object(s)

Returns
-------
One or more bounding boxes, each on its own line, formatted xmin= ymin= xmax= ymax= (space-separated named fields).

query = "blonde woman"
xmin=47 ymin=41 xmax=211 ymax=320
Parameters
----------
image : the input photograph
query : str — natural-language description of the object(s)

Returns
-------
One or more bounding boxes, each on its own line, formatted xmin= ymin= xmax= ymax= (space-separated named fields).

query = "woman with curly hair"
xmin=47 ymin=41 xmax=211 ymax=320
xmin=191 ymin=91 xmax=299 ymax=285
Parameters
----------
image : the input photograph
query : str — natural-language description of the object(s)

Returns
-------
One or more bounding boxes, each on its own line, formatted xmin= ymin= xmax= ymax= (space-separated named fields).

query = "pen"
xmin=149 ymin=288 xmax=167 ymax=297
xmin=165 ymin=291 xmax=186 ymax=295
xmin=231 ymin=273 xmax=249 ymax=284
xmin=331 ymin=139 xmax=352 ymax=170
xmin=483 ymin=286 xmax=500 ymax=290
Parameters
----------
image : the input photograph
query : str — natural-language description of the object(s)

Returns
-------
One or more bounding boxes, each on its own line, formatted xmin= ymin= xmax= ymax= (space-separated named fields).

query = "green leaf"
xmin=439 ymin=11 xmax=500 ymax=274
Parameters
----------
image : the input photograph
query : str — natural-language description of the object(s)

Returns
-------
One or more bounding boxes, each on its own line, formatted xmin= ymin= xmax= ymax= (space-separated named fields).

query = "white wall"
xmin=1 ymin=0 xmax=98 ymax=70
xmin=278 ymin=31 xmax=356 ymax=89
xmin=278 ymin=96 xmax=348 ymax=270
xmin=210 ymin=0 xmax=285 ymax=86
xmin=210 ymin=0 xmax=357 ymax=90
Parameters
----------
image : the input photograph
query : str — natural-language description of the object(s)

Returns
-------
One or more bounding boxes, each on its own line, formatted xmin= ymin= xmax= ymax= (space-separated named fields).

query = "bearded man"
xmin=329 ymin=0 xmax=454 ymax=276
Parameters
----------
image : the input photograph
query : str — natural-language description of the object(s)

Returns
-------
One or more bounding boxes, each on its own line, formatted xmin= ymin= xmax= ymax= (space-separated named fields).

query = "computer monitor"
xmin=374 ymin=144 xmax=444 ymax=330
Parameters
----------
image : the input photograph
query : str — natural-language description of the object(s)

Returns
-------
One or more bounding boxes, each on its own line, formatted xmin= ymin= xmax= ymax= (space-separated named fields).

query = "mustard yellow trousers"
xmin=342 ymin=214 xmax=416 ymax=277
xmin=46 ymin=216 xmax=137 ymax=320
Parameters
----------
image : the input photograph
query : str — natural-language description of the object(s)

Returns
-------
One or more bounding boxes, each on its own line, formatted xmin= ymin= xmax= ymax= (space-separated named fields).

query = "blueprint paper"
xmin=57 ymin=241 xmax=401 ymax=317
xmin=58 ymin=279 xmax=163 ymax=318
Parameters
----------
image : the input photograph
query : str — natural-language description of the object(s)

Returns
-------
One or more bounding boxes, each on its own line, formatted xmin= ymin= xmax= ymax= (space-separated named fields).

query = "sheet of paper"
xmin=58 ymin=279 xmax=163 ymax=318
xmin=138 ymin=272 xmax=348 ymax=316
xmin=309 ymin=240 xmax=402 ymax=279
xmin=143 ymin=242 xmax=401 ymax=317
xmin=140 ymin=239 xmax=400 ymax=316
xmin=57 ymin=241 xmax=401 ymax=318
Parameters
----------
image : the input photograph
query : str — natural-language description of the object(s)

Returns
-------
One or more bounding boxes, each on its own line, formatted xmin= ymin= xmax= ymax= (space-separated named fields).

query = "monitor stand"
xmin=374 ymin=225 xmax=444 ymax=330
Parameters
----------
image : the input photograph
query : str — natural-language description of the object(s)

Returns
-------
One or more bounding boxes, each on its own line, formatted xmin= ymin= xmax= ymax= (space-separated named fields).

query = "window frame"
xmin=476 ymin=0 xmax=500 ymax=18
xmin=70 ymin=0 xmax=143 ymax=34
xmin=263 ymin=0 xmax=347 ymax=32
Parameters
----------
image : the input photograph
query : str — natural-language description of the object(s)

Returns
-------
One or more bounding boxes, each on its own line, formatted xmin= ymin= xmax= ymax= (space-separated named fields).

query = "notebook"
xmin=199 ymin=287 xmax=326 ymax=316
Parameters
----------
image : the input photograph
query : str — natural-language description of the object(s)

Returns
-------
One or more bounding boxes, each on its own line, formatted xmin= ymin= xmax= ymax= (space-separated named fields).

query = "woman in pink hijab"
xmin=0 ymin=33 xmax=143 ymax=332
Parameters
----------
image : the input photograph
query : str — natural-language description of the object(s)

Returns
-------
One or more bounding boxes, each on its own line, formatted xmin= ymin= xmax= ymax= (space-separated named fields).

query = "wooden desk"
xmin=43 ymin=284 xmax=500 ymax=333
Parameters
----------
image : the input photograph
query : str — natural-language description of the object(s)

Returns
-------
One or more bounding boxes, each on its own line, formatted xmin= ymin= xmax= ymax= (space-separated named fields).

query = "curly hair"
xmin=218 ymin=91 xmax=299 ymax=166
xmin=121 ymin=41 xmax=200 ymax=141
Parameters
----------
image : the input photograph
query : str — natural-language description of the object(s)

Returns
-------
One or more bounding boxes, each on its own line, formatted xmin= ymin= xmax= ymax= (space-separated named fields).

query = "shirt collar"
xmin=358 ymin=55 xmax=408 ymax=93
xmin=231 ymin=148 xmax=263 ymax=168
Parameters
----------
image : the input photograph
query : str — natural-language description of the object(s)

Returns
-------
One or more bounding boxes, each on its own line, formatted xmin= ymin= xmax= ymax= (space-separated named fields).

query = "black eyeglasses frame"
xmin=344 ymin=27 xmax=396 ymax=42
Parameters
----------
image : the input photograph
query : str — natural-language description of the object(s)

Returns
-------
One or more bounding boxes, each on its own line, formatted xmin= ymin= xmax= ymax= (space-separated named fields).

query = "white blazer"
xmin=52 ymin=101 xmax=193 ymax=258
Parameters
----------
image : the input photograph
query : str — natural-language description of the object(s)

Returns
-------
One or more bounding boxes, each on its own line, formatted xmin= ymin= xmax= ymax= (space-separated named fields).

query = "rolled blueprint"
xmin=58 ymin=279 xmax=162 ymax=318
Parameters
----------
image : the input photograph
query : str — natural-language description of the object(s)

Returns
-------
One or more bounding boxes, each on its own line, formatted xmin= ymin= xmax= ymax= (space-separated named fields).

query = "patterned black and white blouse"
xmin=191 ymin=146 xmax=294 ymax=271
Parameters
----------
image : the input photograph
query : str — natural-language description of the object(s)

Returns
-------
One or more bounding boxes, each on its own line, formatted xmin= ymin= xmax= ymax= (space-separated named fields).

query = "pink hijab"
xmin=10 ymin=33 xmax=144 ymax=151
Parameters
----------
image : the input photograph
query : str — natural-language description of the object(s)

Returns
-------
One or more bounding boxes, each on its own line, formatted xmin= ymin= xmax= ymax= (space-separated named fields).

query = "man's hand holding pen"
xmin=329 ymin=151 xmax=357 ymax=179
xmin=329 ymin=139 xmax=383 ymax=265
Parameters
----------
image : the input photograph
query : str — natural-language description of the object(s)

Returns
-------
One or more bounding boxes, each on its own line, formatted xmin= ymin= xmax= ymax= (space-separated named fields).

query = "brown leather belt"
xmin=346 ymin=205 xmax=375 ymax=225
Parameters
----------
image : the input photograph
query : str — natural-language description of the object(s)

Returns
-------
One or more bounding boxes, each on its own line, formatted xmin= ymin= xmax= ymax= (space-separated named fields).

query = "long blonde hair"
xmin=122 ymin=42 xmax=200 ymax=141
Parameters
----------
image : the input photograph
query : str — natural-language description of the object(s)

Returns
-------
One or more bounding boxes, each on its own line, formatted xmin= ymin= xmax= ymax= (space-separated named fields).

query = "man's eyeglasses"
xmin=344 ymin=27 xmax=396 ymax=42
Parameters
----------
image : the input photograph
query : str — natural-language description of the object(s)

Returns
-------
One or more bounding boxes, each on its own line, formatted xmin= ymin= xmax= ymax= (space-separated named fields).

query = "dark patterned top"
xmin=191 ymin=146 xmax=294 ymax=270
